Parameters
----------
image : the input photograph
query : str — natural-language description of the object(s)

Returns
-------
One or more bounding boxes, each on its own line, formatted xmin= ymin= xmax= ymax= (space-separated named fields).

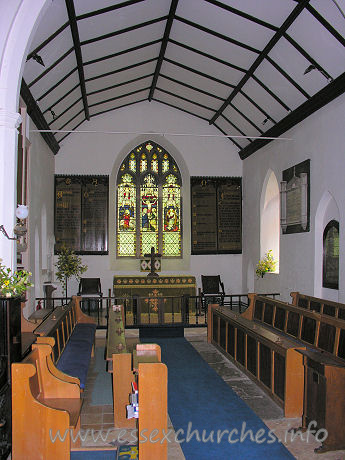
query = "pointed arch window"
xmin=117 ymin=141 xmax=182 ymax=258
xmin=323 ymin=220 xmax=339 ymax=289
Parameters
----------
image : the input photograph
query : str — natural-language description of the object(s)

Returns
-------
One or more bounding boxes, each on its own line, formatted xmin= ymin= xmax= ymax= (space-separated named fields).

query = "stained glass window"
xmin=116 ymin=141 xmax=182 ymax=258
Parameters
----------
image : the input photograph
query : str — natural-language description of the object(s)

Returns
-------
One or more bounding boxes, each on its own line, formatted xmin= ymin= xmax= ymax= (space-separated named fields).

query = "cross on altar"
xmin=144 ymin=246 xmax=161 ymax=277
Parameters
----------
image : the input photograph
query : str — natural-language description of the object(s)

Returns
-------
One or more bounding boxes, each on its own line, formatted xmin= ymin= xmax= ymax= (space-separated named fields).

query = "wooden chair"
xmin=77 ymin=277 xmax=103 ymax=319
xmin=200 ymin=275 xmax=225 ymax=313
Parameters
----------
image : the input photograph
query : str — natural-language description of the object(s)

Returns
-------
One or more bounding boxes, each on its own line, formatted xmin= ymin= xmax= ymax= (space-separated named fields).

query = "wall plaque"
xmin=280 ymin=159 xmax=310 ymax=234
xmin=55 ymin=175 xmax=109 ymax=254
xmin=191 ymin=177 xmax=242 ymax=254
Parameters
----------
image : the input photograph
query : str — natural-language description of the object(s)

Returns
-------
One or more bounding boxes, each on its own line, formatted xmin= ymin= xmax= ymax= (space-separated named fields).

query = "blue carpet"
xmin=143 ymin=337 xmax=295 ymax=460
xmin=71 ymin=450 xmax=116 ymax=459
xmin=90 ymin=347 xmax=113 ymax=406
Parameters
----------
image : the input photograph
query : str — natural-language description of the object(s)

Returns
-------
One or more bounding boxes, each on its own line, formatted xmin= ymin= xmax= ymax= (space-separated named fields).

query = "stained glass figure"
xmin=163 ymin=175 xmax=181 ymax=256
xmin=141 ymin=174 xmax=158 ymax=255
xmin=117 ymin=174 xmax=136 ymax=256
xmin=129 ymin=152 xmax=136 ymax=172
xmin=151 ymin=153 xmax=158 ymax=173
xmin=140 ymin=153 xmax=147 ymax=172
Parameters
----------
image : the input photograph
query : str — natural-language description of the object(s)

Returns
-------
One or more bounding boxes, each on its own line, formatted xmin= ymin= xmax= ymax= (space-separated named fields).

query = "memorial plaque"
xmin=280 ymin=159 xmax=310 ymax=234
xmin=191 ymin=177 xmax=242 ymax=254
xmin=55 ymin=175 xmax=109 ymax=254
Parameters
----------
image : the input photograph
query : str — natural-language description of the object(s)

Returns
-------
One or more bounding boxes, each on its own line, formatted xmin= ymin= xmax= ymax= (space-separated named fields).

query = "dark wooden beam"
xmin=89 ymin=87 xmax=150 ymax=108
xmin=213 ymin=122 xmax=242 ymax=149
xmin=84 ymin=39 xmax=162 ymax=66
xmin=209 ymin=0 xmax=310 ymax=125
xmin=28 ymin=48 xmax=74 ymax=88
xmin=48 ymin=97 xmax=82 ymax=125
xmin=204 ymin=0 xmax=279 ymax=32
xmin=175 ymin=16 xmax=260 ymax=54
xmin=37 ymin=68 xmax=77 ymax=102
xmin=239 ymin=71 xmax=345 ymax=159
xmin=240 ymin=90 xmax=276 ymax=123
xmin=266 ymin=56 xmax=310 ymax=99
xmin=27 ymin=23 xmax=70 ymax=60
xmin=43 ymin=83 xmax=79 ymax=114
xmin=220 ymin=114 xmax=252 ymax=142
xmin=160 ymin=74 xmax=226 ymax=102
xmin=156 ymin=87 xmax=217 ymax=112
xmin=77 ymin=0 xmax=146 ymax=20
xmin=81 ymin=17 xmax=168 ymax=46
xmin=87 ymin=73 xmax=154 ymax=96
xmin=149 ymin=0 xmax=179 ymax=101
xmin=229 ymin=102 xmax=264 ymax=134
xmin=20 ymin=79 xmax=60 ymax=154
xmin=85 ymin=58 xmax=157 ymax=83
xmin=152 ymin=97 xmax=209 ymax=123
xmin=65 ymin=0 xmax=90 ymax=120
xmin=90 ymin=98 xmax=148 ymax=120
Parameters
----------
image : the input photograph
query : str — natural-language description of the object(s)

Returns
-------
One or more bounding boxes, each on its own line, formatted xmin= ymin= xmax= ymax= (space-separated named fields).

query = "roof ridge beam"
xmin=209 ymin=0 xmax=311 ymax=125
xmin=76 ymin=0 xmax=145 ymax=20
xmin=65 ymin=0 xmax=90 ymax=120
xmin=149 ymin=0 xmax=179 ymax=101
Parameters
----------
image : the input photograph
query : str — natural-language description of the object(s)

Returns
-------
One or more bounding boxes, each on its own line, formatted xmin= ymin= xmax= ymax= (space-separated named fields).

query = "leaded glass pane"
xmin=141 ymin=174 xmax=158 ymax=255
xmin=162 ymin=153 xmax=169 ymax=173
xmin=163 ymin=175 xmax=181 ymax=256
xmin=140 ymin=154 xmax=147 ymax=172
xmin=117 ymin=174 xmax=136 ymax=256
xmin=151 ymin=153 xmax=158 ymax=173
xmin=129 ymin=152 xmax=136 ymax=172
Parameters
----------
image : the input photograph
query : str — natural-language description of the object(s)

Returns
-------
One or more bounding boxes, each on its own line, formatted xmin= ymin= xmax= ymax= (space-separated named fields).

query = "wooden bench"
xmin=209 ymin=294 xmax=345 ymax=452
xmin=33 ymin=295 xmax=97 ymax=390
xmin=12 ymin=342 xmax=82 ymax=460
xmin=106 ymin=305 xmax=167 ymax=460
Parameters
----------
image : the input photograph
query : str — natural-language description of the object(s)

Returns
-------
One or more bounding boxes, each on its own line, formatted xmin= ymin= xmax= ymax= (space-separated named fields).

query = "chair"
xmin=200 ymin=275 xmax=225 ymax=313
xmin=77 ymin=278 xmax=103 ymax=319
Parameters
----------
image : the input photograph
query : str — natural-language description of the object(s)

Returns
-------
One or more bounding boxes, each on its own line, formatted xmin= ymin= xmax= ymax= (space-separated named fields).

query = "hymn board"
xmin=54 ymin=175 xmax=109 ymax=254
xmin=191 ymin=177 xmax=242 ymax=254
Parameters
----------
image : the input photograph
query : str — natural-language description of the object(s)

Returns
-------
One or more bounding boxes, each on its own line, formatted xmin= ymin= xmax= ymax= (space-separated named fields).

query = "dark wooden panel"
xmin=191 ymin=176 xmax=242 ymax=254
xmin=236 ymin=328 xmax=245 ymax=365
xmin=305 ymin=366 xmax=326 ymax=428
xmin=338 ymin=309 xmax=345 ymax=321
xmin=337 ymin=329 xmax=345 ymax=359
xmin=310 ymin=300 xmax=321 ymax=313
xmin=212 ymin=312 xmax=218 ymax=343
xmin=297 ymin=297 xmax=309 ymax=309
xmin=274 ymin=307 xmax=286 ymax=331
xmin=55 ymin=175 xmax=109 ymax=254
xmin=247 ymin=335 xmax=257 ymax=376
xmin=286 ymin=311 xmax=300 ymax=337
xmin=318 ymin=323 xmax=335 ymax=353
xmin=263 ymin=303 xmax=274 ymax=326
xmin=254 ymin=300 xmax=264 ymax=321
xmin=259 ymin=343 xmax=271 ymax=389
xmin=227 ymin=323 xmax=235 ymax=357
xmin=323 ymin=304 xmax=336 ymax=317
xmin=301 ymin=317 xmax=316 ymax=344
xmin=274 ymin=352 xmax=285 ymax=401
xmin=219 ymin=317 xmax=226 ymax=350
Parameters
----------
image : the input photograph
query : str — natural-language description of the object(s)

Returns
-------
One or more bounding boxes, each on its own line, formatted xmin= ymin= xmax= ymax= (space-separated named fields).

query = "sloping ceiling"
xmin=21 ymin=0 xmax=345 ymax=157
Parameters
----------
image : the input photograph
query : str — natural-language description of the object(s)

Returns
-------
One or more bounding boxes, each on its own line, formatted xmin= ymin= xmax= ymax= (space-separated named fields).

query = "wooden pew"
xmin=208 ymin=301 xmax=305 ymax=417
xmin=12 ymin=342 xmax=82 ymax=460
xmin=106 ymin=305 xmax=168 ymax=460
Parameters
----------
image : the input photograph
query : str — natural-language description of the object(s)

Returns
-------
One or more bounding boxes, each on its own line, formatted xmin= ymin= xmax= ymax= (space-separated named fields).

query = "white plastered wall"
xmin=242 ymin=93 xmax=345 ymax=303
xmin=55 ymin=101 xmax=243 ymax=296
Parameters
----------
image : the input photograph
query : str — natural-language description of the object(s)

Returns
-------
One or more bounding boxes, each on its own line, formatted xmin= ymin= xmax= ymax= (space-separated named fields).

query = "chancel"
xmin=2 ymin=1 xmax=345 ymax=459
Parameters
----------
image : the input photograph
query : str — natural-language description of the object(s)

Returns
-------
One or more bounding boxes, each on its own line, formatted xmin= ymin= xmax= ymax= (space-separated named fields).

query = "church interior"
xmin=1 ymin=1 xmax=345 ymax=459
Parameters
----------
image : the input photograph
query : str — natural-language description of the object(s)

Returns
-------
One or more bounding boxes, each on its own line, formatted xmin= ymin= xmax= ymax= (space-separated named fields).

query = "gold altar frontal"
xmin=113 ymin=275 xmax=196 ymax=326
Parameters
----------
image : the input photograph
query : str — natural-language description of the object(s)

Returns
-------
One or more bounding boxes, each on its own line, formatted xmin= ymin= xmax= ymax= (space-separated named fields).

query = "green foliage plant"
xmin=0 ymin=258 xmax=33 ymax=298
xmin=55 ymin=245 xmax=87 ymax=299
xmin=256 ymin=250 xmax=277 ymax=278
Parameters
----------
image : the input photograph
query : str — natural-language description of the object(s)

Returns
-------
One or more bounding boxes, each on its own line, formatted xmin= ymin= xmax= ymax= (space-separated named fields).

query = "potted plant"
xmin=256 ymin=250 xmax=277 ymax=278
xmin=0 ymin=258 xmax=33 ymax=298
xmin=55 ymin=245 xmax=87 ymax=300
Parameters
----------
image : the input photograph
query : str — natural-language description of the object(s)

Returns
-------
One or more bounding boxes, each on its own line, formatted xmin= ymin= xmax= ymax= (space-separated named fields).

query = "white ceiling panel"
xmin=81 ymin=22 xmax=165 ymax=62
xmin=157 ymin=75 xmax=222 ymax=111
xmin=89 ymin=90 xmax=149 ymax=117
xmin=154 ymin=90 xmax=216 ymax=120
xmin=287 ymin=8 xmax=345 ymax=78
xmin=77 ymin=0 xmax=169 ymax=43
xmin=85 ymin=60 xmax=156 ymax=93
xmin=87 ymin=76 xmax=153 ymax=106
xmin=169 ymin=20 xmax=259 ymax=70
xmin=177 ymin=0 xmax=276 ymax=51
xmin=50 ymin=102 xmax=85 ymax=130
xmin=232 ymin=92 xmax=276 ymax=131
xmin=35 ymin=72 xmax=80 ymax=113
xmin=83 ymin=43 xmax=160 ymax=80
xmin=74 ymin=0 xmax=131 ymax=17
xmin=310 ymin=0 xmax=345 ymax=37
xmin=222 ymin=105 xmax=264 ymax=138
xmin=55 ymin=111 xmax=86 ymax=143
xmin=165 ymin=41 xmax=244 ymax=87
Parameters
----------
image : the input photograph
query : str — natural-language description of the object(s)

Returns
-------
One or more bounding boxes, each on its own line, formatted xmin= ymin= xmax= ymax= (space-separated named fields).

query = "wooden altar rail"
xmin=33 ymin=292 xmax=280 ymax=328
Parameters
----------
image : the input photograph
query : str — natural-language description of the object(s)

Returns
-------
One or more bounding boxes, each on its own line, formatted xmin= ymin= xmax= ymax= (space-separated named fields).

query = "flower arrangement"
xmin=55 ymin=245 xmax=87 ymax=299
xmin=0 ymin=259 xmax=33 ymax=298
xmin=256 ymin=250 xmax=277 ymax=278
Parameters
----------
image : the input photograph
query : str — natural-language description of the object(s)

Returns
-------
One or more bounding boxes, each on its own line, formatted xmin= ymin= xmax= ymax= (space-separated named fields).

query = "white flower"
xmin=6 ymin=293 xmax=11 ymax=298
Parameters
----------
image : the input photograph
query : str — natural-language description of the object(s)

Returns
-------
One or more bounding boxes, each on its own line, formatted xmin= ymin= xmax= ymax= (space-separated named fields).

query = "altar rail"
xmin=34 ymin=293 xmax=279 ymax=328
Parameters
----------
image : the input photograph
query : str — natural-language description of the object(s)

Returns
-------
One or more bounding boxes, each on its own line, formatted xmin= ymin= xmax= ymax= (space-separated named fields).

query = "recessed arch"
xmin=260 ymin=169 xmax=280 ymax=272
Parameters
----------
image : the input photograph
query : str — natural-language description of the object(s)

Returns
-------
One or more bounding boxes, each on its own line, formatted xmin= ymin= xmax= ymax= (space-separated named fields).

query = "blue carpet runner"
xmin=144 ymin=337 xmax=295 ymax=460
xmin=90 ymin=347 xmax=113 ymax=406
xmin=71 ymin=450 xmax=116 ymax=459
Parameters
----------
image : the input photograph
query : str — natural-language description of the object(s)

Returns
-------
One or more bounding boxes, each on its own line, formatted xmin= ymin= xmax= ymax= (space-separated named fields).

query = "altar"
xmin=113 ymin=275 xmax=197 ymax=334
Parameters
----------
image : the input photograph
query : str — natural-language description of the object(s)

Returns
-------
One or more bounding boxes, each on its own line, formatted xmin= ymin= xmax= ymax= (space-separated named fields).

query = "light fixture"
xmin=303 ymin=64 xmax=316 ymax=75
xmin=0 ymin=205 xmax=29 ymax=241
xmin=32 ymin=52 xmax=45 ymax=67
xmin=50 ymin=109 xmax=56 ymax=120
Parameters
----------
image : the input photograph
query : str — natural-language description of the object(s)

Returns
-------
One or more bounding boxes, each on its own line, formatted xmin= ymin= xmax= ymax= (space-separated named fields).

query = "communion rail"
xmin=34 ymin=293 xmax=280 ymax=328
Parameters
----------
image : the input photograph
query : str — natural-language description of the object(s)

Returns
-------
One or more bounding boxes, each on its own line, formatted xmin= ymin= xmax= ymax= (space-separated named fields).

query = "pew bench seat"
xmin=56 ymin=322 xmax=97 ymax=389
